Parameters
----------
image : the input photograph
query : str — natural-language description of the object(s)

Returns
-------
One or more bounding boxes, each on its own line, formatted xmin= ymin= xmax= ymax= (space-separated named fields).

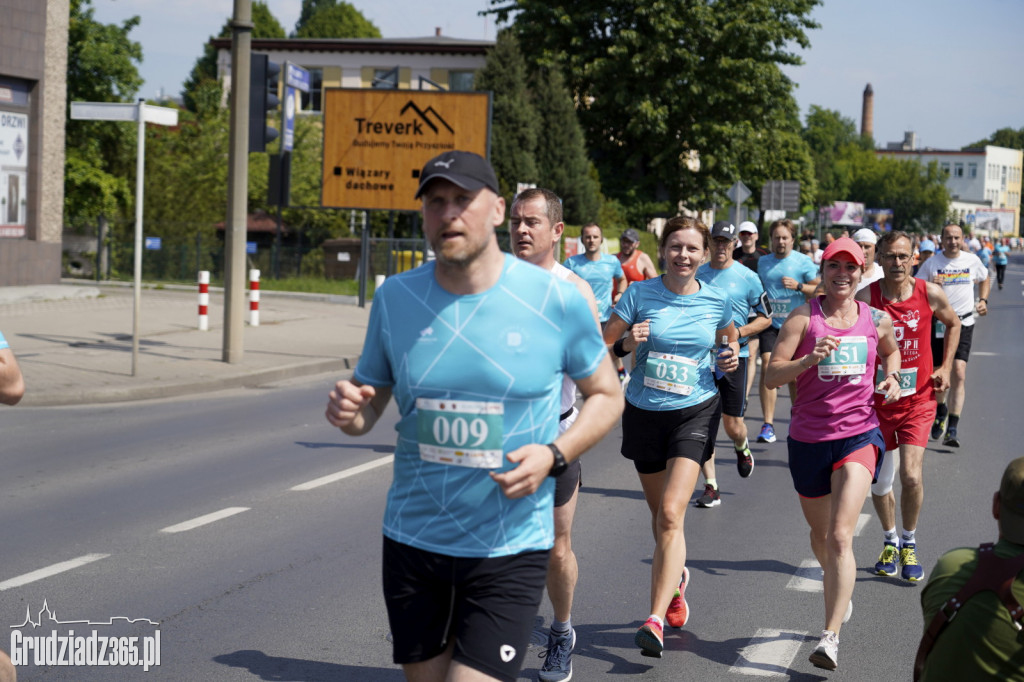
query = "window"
xmin=299 ymin=68 xmax=323 ymax=112
xmin=448 ymin=70 xmax=475 ymax=92
xmin=954 ymin=162 xmax=964 ymax=177
xmin=372 ymin=68 xmax=398 ymax=89
xmin=968 ymin=163 xmax=977 ymax=178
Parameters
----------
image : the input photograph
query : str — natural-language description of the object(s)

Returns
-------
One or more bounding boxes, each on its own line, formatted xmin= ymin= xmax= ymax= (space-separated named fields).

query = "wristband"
xmin=613 ymin=337 xmax=629 ymax=358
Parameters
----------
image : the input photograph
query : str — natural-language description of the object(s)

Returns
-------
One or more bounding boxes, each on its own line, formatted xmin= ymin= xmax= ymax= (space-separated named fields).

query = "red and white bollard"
xmin=249 ymin=269 xmax=260 ymax=327
xmin=197 ymin=270 xmax=210 ymax=331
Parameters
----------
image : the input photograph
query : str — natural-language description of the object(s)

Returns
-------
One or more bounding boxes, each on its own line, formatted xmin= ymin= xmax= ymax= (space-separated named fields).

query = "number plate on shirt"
xmin=416 ymin=398 xmax=504 ymax=468
xmin=644 ymin=351 xmax=699 ymax=395
xmin=874 ymin=366 xmax=917 ymax=397
xmin=817 ymin=336 xmax=868 ymax=377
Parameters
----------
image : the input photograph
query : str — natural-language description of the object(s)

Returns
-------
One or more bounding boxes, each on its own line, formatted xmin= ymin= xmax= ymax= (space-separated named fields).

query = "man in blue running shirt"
xmin=563 ymin=223 xmax=626 ymax=325
xmin=756 ymin=219 xmax=820 ymax=444
xmin=694 ymin=221 xmax=772 ymax=506
xmin=326 ymin=151 xmax=623 ymax=682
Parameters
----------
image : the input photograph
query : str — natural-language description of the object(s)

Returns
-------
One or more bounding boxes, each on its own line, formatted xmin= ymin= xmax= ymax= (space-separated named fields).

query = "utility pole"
xmin=223 ymin=0 xmax=252 ymax=363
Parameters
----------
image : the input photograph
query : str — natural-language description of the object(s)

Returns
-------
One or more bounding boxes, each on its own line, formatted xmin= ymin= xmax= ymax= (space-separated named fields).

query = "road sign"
xmin=727 ymin=181 xmax=751 ymax=205
xmin=761 ymin=180 xmax=800 ymax=212
xmin=321 ymin=89 xmax=491 ymax=211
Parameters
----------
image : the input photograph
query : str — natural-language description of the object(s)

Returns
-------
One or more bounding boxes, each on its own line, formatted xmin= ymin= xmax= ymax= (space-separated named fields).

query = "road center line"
xmin=0 ymin=554 xmax=110 ymax=592
xmin=729 ymin=628 xmax=809 ymax=677
xmin=290 ymin=455 xmax=394 ymax=491
xmin=160 ymin=507 xmax=250 ymax=534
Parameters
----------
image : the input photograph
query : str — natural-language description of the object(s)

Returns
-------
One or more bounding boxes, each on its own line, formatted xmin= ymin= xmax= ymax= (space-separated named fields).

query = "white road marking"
xmin=786 ymin=559 xmax=823 ymax=592
xmin=290 ymin=455 xmax=394 ymax=491
xmin=855 ymin=512 xmax=872 ymax=536
xmin=0 ymin=554 xmax=110 ymax=592
xmin=160 ymin=507 xmax=249 ymax=533
xmin=729 ymin=628 xmax=809 ymax=676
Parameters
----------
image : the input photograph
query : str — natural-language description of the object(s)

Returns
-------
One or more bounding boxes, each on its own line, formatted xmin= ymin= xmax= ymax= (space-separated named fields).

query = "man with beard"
xmin=325 ymin=152 xmax=623 ymax=682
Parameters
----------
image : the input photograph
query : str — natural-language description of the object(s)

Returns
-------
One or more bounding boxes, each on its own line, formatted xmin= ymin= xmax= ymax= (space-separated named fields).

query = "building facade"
xmin=212 ymin=34 xmax=493 ymax=114
xmin=0 ymin=0 xmax=68 ymax=285
xmin=878 ymin=144 xmax=1023 ymax=236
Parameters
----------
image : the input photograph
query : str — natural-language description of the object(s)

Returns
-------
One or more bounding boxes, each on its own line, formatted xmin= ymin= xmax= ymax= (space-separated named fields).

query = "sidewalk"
xmin=0 ymin=282 xmax=370 ymax=407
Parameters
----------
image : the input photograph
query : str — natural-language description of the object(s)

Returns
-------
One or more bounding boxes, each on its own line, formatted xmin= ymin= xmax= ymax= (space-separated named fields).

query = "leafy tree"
xmin=182 ymin=1 xmax=286 ymax=111
xmin=65 ymin=0 xmax=144 ymax=223
xmin=488 ymin=0 xmax=819 ymax=214
xmin=293 ymin=1 xmax=380 ymax=38
xmin=530 ymin=67 xmax=601 ymax=223
xmin=474 ymin=30 xmax=539 ymax=199
xmin=963 ymin=126 xmax=1024 ymax=151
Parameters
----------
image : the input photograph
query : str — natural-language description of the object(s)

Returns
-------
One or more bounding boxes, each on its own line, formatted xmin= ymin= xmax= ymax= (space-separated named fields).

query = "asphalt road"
xmin=2 ymin=258 xmax=1022 ymax=681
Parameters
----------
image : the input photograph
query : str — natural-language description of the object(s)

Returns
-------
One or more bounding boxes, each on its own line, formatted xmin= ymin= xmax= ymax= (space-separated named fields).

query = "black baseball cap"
xmin=711 ymin=220 xmax=737 ymax=239
xmin=414 ymin=151 xmax=500 ymax=199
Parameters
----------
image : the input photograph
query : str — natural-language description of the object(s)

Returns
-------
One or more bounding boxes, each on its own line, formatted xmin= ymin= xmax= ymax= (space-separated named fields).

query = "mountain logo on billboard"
xmin=400 ymin=101 xmax=454 ymax=134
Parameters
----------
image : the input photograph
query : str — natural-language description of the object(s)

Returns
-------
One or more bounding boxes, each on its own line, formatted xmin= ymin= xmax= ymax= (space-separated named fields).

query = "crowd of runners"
xmin=326 ymin=150 xmax=1009 ymax=682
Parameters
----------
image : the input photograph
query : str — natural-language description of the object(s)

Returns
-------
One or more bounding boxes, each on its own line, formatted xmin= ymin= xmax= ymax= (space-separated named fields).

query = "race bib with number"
xmin=817 ymin=335 xmax=868 ymax=377
xmin=935 ymin=320 xmax=946 ymax=339
xmin=644 ymin=351 xmax=699 ymax=395
xmin=416 ymin=398 xmax=504 ymax=469
xmin=874 ymin=366 xmax=917 ymax=397
xmin=769 ymin=298 xmax=791 ymax=318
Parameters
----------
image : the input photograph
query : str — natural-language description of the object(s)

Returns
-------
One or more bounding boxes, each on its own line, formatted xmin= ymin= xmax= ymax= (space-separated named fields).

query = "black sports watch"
xmin=547 ymin=443 xmax=568 ymax=477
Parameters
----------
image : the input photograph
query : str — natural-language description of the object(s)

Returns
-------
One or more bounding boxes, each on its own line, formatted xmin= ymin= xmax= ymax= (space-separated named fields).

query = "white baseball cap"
xmin=853 ymin=228 xmax=878 ymax=245
xmin=738 ymin=221 xmax=758 ymax=234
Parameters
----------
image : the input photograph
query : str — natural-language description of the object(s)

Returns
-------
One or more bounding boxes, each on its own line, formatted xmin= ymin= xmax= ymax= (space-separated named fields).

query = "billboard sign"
xmin=821 ymin=201 xmax=864 ymax=227
xmin=321 ymin=89 xmax=491 ymax=211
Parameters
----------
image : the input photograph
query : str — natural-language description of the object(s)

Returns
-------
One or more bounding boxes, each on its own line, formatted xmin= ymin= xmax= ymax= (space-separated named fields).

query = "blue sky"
xmin=90 ymin=0 xmax=1023 ymax=150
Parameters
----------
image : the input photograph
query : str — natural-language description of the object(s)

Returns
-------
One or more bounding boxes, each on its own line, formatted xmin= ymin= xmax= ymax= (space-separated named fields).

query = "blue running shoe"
xmin=757 ymin=423 xmax=777 ymax=443
xmin=538 ymin=627 xmax=575 ymax=681
xmin=874 ymin=541 xmax=900 ymax=577
xmin=900 ymin=543 xmax=925 ymax=582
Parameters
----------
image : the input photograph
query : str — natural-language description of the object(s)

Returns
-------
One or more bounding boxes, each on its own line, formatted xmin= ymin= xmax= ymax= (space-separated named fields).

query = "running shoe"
xmin=874 ymin=541 xmax=900 ymax=577
xmin=695 ymin=484 xmax=721 ymax=508
xmin=809 ymin=630 xmax=839 ymax=670
xmin=736 ymin=446 xmax=754 ymax=478
xmin=665 ymin=567 xmax=690 ymax=628
xmin=635 ymin=617 xmax=664 ymax=657
xmin=943 ymin=427 xmax=960 ymax=448
xmin=538 ymin=627 xmax=575 ymax=682
xmin=900 ymin=543 xmax=925 ymax=582
xmin=757 ymin=423 xmax=777 ymax=443
xmin=930 ymin=415 xmax=947 ymax=440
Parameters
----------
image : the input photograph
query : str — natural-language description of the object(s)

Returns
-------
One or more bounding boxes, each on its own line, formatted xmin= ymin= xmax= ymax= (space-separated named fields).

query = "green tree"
xmin=530 ymin=67 xmax=601 ymax=223
xmin=182 ymin=1 xmax=286 ymax=112
xmin=65 ymin=0 xmax=144 ymax=223
xmin=488 ymin=0 xmax=819 ymax=214
xmin=293 ymin=1 xmax=380 ymax=38
xmin=963 ymin=126 xmax=1024 ymax=151
xmin=474 ymin=30 xmax=539 ymax=199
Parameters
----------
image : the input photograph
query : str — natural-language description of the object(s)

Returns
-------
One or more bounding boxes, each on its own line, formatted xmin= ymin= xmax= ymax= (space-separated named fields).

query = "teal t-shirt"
xmin=563 ymin=253 xmax=624 ymax=322
xmin=611 ymin=277 xmax=732 ymax=411
xmin=697 ymin=261 xmax=768 ymax=358
xmin=355 ymin=254 xmax=606 ymax=558
xmin=757 ymin=251 xmax=819 ymax=328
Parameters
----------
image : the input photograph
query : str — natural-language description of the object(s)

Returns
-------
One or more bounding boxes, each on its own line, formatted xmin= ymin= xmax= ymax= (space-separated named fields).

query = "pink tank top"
xmin=789 ymin=298 xmax=880 ymax=443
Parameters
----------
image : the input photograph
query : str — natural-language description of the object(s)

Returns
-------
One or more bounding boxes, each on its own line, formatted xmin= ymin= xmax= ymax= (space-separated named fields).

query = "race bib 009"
xmin=416 ymin=398 xmax=504 ymax=469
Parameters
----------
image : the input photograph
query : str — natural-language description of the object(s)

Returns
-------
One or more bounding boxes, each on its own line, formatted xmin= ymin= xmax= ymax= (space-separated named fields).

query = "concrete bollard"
xmin=249 ymin=269 xmax=260 ymax=327
xmin=198 ymin=271 xmax=210 ymax=331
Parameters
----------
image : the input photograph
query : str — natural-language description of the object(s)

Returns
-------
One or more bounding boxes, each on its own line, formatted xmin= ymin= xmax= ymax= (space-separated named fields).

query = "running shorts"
xmin=787 ymin=428 xmax=886 ymax=498
xmin=621 ymin=394 xmax=720 ymax=474
xmin=382 ymin=536 xmax=549 ymax=682
xmin=876 ymin=398 xmax=936 ymax=451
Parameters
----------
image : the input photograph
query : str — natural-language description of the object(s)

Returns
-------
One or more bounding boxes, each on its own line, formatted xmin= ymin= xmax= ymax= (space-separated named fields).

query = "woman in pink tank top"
xmin=765 ymin=237 xmax=902 ymax=671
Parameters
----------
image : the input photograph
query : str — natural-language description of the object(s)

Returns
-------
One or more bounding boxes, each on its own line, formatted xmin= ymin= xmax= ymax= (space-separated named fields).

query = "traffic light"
xmin=249 ymin=53 xmax=280 ymax=153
